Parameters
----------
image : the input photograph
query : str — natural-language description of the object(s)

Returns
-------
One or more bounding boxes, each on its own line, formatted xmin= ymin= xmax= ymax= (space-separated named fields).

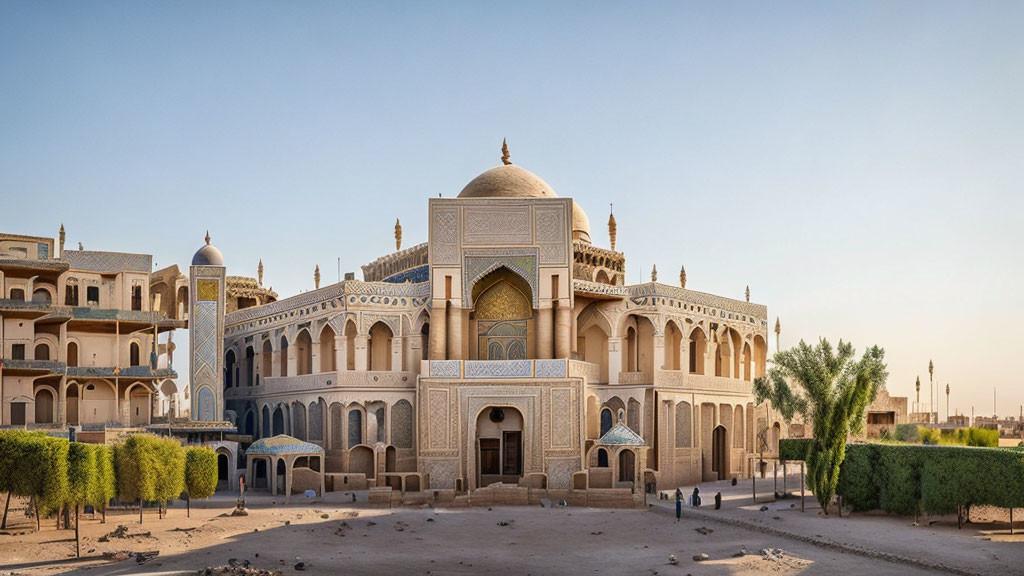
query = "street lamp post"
xmin=945 ymin=383 xmax=950 ymax=423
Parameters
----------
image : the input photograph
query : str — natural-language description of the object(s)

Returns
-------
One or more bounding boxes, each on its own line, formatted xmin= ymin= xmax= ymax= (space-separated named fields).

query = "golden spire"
xmin=314 ymin=265 xmax=321 ymax=290
xmin=651 ymin=264 xmax=658 ymax=283
xmin=608 ymin=204 xmax=617 ymax=251
xmin=204 ymin=230 xmax=210 ymax=245
xmin=58 ymin=223 xmax=65 ymax=259
xmin=679 ymin=265 xmax=686 ymax=288
xmin=258 ymin=259 xmax=264 ymax=286
xmin=745 ymin=285 xmax=750 ymax=302
xmin=501 ymin=138 xmax=511 ymax=165
xmin=395 ymin=218 xmax=403 ymax=251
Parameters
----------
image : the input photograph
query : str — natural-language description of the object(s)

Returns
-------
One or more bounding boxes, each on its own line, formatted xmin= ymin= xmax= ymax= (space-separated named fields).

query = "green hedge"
xmin=779 ymin=439 xmax=1024 ymax=516
xmin=185 ymin=447 xmax=218 ymax=501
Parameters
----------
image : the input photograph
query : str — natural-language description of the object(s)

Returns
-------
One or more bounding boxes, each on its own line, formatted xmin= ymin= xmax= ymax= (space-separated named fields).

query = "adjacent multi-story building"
xmin=0 ymin=228 xmax=182 ymax=429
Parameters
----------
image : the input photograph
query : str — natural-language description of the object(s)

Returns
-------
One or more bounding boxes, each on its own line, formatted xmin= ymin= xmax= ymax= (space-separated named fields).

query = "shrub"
xmin=894 ymin=423 xmax=918 ymax=443
xmin=152 ymin=437 xmax=185 ymax=507
xmin=114 ymin=435 xmax=159 ymax=504
xmin=837 ymin=444 xmax=878 ymax=512
xmin=779 ymin=438 xmax=811 ymax=461
xmin=89 ymin=444 xmax=116 ymax=518
xmin=918 ymin=427 xmax=941 ymax=445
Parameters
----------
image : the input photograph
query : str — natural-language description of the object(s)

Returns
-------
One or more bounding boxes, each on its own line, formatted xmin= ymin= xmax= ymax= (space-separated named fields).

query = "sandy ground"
xmin=0 ymin=491 xmax=948 ymax=576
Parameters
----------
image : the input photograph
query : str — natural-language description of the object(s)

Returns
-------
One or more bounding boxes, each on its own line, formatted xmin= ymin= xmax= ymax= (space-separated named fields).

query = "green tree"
xmin=89 ymin=444 xmax=116 ymax=523
xmin=184 ymin=447 xmax=218 ymax=517
xmin=66 ymin=442 xmax=97 ymax=557
xmin=114 ymin=435 xmax=158 ymax=524
xmin=753 ymin=339 xmax=887 ymax=514
xmin=0 ymin=430 xmax=32 ymax=529
xmin=152 ymin=437 xmax=185 ymax=518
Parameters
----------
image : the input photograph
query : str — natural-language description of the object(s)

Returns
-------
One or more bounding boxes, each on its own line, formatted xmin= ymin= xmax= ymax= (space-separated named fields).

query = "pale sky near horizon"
xmin=1 ymin=2 xmax=1022 ymax=418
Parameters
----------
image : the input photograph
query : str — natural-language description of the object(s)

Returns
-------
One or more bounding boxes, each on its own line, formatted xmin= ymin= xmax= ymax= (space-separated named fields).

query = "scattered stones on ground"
xmin=394 ymin=521 xmax=408 ymax=531
xmin=294 ymin=561 xmax=307 ymax=570
xmin=695 ymin=527 xmax=713 ymax=535
xmin=590 ymin=531 xmax=603 ymax=535
xmin=341 ymin=511 xmax=359 ymax=519
xmin=197 ymin=565 xmax=282 ymax=576
xmin=761 ymin=548 xmax=786 ymax=561
xmin=497 ymin=520 xmax=513 ymax=527
xmin=668 ymin=554 xmax=678 ymax=566
xmin=759 ymin=506 xmax=769 ymax=512
xmin=284 ymin=520 xmax=291 ymax=526
xmin=692 ymin=553 xmax=709 ymax=562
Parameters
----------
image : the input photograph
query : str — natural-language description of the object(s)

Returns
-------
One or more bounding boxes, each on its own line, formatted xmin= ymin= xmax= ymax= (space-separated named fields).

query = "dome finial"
xmin=679 ymin=265 xmax=686 ymax=288
xmin=745 ymin=285 xmax=750 ymax=302
xmin=205 ymin=230 xmax=210 ymax=245
xmin=258 ymin=259 xmax=264 ymax=286
xmin=501 ymin=138 xmax=511 ymax=165
xmin=608 ymin=204 xmax=617 ymax=251
xmin=314 ymin=265 xmax=321 ymax=289
xmin=651 ymin=264 xmax=658 ymax=283
xmin=395 ymin=218 xmax=403 ymax=251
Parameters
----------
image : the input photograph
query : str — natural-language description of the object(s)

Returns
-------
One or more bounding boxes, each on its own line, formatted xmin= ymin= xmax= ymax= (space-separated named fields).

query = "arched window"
xmin=130 ymin=342 xmax=141 ymax=367
xmin=34 ymin=343 xmax=50 ymax=361
xmin=32 ymin=288 xmax=51 ymax=304
xmin=224 ymin=350 xmax=236 ymax=388
xmin=319 ymin=325 xmax=336 ymax=372
xmin=367 ymin=322 xmax=393 ymax=371
xmin=600 ymin=408 xmax=613 ymax=436
xmin=295 ymin=330 xmax=312 ymax=375
xmin=66 ymin=342 xmax=79 ymax=367
xmin=279 ymin=337 xmax=288 ymax=377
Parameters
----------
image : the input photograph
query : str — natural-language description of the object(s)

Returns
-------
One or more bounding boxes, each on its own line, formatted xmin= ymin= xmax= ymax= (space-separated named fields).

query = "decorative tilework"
xmin=62 ymin=250 xmax=152 ymax=273
xmin=546 ymin=459 xmax=579 ymax=490
xmin=463 ymin=206 xmax=531 ymax=245
xmin=431 ymin=207 xmax=460 ymax=265
xmin=429 ymin=360 xmax=461 ymax=378
xmin=463 ymin=248 xmax=539 ymax=307
xmin=535 ymin=205 xmax=568 ymax=265
xmin=193 ymin=301 xmax=218 ymax=383
xmin=197 ymin=279 xmax=220 ymax=302
xmin=428 ymin=390 xmax=449 ymax=449
xmin=464 ymin=360 xmax=532 ymax=379
xmin=550 ymin=388 xmax=572 ymax=448
xmin=197 ymin=387 xmax=215 ymax=421
xmin=535 ymin=359 xmax=567 ymax=378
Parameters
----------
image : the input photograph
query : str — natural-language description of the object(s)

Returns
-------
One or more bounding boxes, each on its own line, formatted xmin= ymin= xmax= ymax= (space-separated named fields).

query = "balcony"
xmin=230 ymin=370 xmax=418 ymax=397
xmin=654 ymin=370 xmax=753 ymax=394
xmin=0 ymin=358 xmax=67 ymax=374
xmin=423 ymin=359 xmax=570 ymax=380
xmin=0 ymin=299 xmax=178 ymax=326
xmin=617 ymin=371 xmax=652 ymax=385
xmin=65 ymin=366 xmax=177 ymax=379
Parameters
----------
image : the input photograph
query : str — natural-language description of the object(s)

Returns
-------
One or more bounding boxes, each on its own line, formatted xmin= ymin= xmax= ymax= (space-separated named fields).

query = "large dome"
xmin=458 ymin=163 xmax=591 ymax=243
xmin=192 ymin=232 xmax=224 ymax=266
xmin=458 ymin=164 xmax=557 ymax=199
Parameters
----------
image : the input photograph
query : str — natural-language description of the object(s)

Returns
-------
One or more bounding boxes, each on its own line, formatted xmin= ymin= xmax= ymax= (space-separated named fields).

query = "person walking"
xmin=675 ymin=488 xmax=683 ymax=522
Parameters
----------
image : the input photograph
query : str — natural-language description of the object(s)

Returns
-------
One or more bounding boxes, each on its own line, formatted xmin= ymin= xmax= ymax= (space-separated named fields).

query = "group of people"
xmin=674 ymin=486 xmax=722 ymax=521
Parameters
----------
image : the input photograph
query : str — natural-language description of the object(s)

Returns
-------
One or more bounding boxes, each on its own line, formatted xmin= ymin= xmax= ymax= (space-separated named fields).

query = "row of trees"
xmin=0 ymin=431 xmax=218 ymax=557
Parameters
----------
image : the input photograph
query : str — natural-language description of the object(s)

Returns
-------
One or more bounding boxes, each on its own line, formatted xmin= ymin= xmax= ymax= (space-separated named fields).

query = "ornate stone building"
xmin=221 ymin=145 xmax=777 ymax=496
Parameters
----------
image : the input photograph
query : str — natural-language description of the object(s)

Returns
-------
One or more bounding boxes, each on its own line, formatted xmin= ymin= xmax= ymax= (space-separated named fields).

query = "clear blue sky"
xmin=2 ymin=2 xmax=1022 ymax=418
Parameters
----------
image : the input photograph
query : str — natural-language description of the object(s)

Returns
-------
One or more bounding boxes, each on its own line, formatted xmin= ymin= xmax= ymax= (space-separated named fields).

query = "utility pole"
xmin=928 ymin=360 xmax=934 ymax=424
xmin=945 ymin=383 xmax=950 ymax=423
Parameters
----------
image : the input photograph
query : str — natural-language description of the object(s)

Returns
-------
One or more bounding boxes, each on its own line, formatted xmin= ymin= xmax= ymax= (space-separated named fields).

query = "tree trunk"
xmin=102 ymin=506 xmax=106 ymax=524
xmin=33 ymin=497 xmax=39 ymax=531
xmin=75 ymin=505 xmax=80 ymax=558
xmin=1 ymin=491 xmax=11 ymax=529
xmin=139 ymin=499 xmax=143 ymax=524
xmin=187 ymin=494 xmax=190 ymax=518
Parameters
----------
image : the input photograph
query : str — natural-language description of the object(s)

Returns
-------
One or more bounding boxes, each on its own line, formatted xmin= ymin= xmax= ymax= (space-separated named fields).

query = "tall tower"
xmin=189 ymin=232 xmax=227 ymax=422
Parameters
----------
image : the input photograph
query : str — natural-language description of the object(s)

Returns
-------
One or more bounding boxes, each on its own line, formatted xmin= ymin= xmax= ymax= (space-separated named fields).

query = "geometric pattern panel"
xmin=463 ymin=249 xmax=539 ymax=307
xmin=464 ymin=360 xmax=532 ymax=379
xmin=429 ymin=361 xmax=462 ymax=378
xmin=197 ymin=387 xmax=216 ymax=421
xmin=391 ymin=399 xmax=413 ymax=449
xmin=197 ymin=279 xmax=220 ymax=302
xmin=535 ymin=359 xmax=567 ymax=379
xmin=193 ymin=301 xmax=218 ymax=384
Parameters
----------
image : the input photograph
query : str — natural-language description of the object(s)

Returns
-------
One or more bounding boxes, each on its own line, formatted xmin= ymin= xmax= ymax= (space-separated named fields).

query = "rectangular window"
xmin=12 ymin=344 xmax=26 ymax=360
xmin=131 ymin=286 xmax=143 ymax=311
xmin=479 ymin=438 xmax=500 ymax=475
xmin=37 ymin=243 xmax=49 ymax=260
xmin=86 ymin=286 xmax=99 ymax=305
xmin=65 ymin=284 xmax=79 ymax=306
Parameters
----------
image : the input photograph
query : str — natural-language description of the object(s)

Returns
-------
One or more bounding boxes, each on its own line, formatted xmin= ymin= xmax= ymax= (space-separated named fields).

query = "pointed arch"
xmin=295 ymin=329 xmax=313 ymax=375
xmin=319 ymin=323 xmax=336 ymax=372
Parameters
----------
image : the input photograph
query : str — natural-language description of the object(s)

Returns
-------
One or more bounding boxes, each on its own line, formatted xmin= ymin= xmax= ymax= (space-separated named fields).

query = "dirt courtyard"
xmin=0 ymin=492 xmax=950 ymax=576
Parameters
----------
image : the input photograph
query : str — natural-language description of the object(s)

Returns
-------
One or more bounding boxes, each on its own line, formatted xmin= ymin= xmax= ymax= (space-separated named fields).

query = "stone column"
xmin=446 ymin=305 xmax=463 ymax=360
xmin=607 ymin=337 xmax=623 ymax=384
xmin=311 ymin=343 xmax=321 ymax=374
xmin=653 ymin=334 xmax=665 ymax=373
xmin=537 ymin=306 xmax=553 ymax=360
xmin=57 ymin=376 xmax=66 ymax=426
xmin=272 ymin=347 xmax=281 ymax=378
xmin=355 ymin=335 xmax=369 ymax=371
xmin=680 ymin=339 xmax=690 ymax=385
xmin=391 ymin=336 xmax=404 ymax=372
xmin=287 ymin=346 xmax=297 ymax=377
xmin=554 ymin=305 xmax=571 ymax=359
xmin=429 ymin=300 xmax=447 ymax=360
xmin=335 ymin=340 xmax=346 ymax=373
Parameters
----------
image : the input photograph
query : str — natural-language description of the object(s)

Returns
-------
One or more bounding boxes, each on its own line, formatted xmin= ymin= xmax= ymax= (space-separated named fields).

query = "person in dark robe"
xmin=714 ymin=491 xmax=722 ymax=510
xmin=691 ymin=486 xmax=701 ymax=507
xmin=675 ymin=488 xmax=683 ymax=522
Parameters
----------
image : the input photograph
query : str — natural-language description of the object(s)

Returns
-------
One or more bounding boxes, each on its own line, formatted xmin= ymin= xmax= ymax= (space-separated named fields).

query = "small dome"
xmin=192 ymin=232 xmax=224 ymax=266
xmin=458 ymin=164 xmax=556 ymax=199
xmin=572 ymin=200 xmax=591 ymax=244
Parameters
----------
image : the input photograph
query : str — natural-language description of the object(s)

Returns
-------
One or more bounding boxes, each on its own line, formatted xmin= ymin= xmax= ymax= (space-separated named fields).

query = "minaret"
xmin=314 ymin=265 xmax=321 ymax=289
xmin=915 ymin=376 xmax=921 ymax=406
xmin=257 ymin=259 xmax=264 ymax=286
xmin=501 ymin=138 xmax=511 ymax=165
xmin=395 ymin=219 xmax=403 ymax=251
xmin=608 ymin=204 xmax=617 ymax=251
xmin=58 ymin=223 xmax=65 ymax=259
xmin=189 ymin=231 xmax=227 ymax=422
xmin=745 ymin=285 xmax=750 ymax=302
xmin=679 ymin=265 xmax=686 ymax=288
xmin=651 ymin=264 xmax=657 ymax=283
xmin=928 ymin=359 xmax=934 ymax=423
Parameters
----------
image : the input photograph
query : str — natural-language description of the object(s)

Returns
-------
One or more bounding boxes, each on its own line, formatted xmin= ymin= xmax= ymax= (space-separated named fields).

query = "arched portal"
xmin=471 ymin=267 xmax=532 ymax=360
xmin=66 ymin=342 xmax=78 ymax=367
xmin=245 ymin=346 xmax=255 ymax=386
xmin=689 ymin=327 xmax=707 ymax=374
xmin=34 ymin=388 xmax=54 ymax=424
xmin=367 ymin=322 xmax=393 ymax=370
xmin=319 ymin=325 xmax=336 ymax=372
xmin=273 ymin=405 xmax=285 ymax=436
xmin=296 ymin=330 xmax=312 ymax=375
xmin=618 ymin=449 xmax=636 ymax=484
xmin=65 ymin=382 xmax=79 ymax=425
xmin=244 ymin=410 xmax=255 ymax=437
xmin=34 ymin=343 xmax=50 ymax=361
xmin=476 ymin=406 xmax=525 ymax=487
xmin=130 ymin=342 xmax=141 ymax=367
xmin=262 ymin=405 xmax=271 ymax=439
xmin=279 ymin=336 xmax=288 ymax=377
xmin=225 ymin=350 xmax=236 ymax=390
xmin=217 ymin=452 xmax=229 ymax=490
xmin=712 ymin=425 xmax=729 ymax=480
xmin=600 ymin=408 xmax=613 ymax=437
xmin=344 ymin=320 xmax=357 ymax=370
xmin=665 ymin=321 xmax=682 ymax=370
xmin=262 ymin=339 xmax=273 ymax=380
